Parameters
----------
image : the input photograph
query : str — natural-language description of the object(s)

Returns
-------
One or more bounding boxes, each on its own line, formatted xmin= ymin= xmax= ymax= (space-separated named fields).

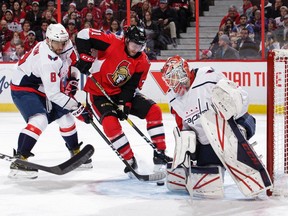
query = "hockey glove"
xmin=64 ymin=77 xmax=79 ymax=96
xmin=74 ymin=53 xmax=95 ymax=75
xmin=117 ymin=101 xmax=132 ymax=121
xmin=72 ymin=103 xmax=93 ymax=124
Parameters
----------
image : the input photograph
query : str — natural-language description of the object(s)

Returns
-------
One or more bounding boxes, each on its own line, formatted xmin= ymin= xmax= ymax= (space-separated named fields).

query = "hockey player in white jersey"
xmin=9 ymin=23 xmax=93 ymax=179
xmin=161 ymin=55 xmax=271 ymax=198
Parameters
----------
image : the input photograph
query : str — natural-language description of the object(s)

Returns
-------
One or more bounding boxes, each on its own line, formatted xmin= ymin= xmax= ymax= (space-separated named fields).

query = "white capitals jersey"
xmin=166 ymin=66 xmax=249 ymax=145
xmin=11 ymin=40 xmax=78 ymax=110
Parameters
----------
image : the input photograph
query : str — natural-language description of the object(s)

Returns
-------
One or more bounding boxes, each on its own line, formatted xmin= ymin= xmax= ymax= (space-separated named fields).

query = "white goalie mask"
xmin=46 ymin=23 xmax=69 ymax=54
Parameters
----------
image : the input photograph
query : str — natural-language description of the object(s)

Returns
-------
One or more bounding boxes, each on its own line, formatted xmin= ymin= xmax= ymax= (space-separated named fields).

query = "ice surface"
xmin=1 ymin=113 xmax=288 ymax=216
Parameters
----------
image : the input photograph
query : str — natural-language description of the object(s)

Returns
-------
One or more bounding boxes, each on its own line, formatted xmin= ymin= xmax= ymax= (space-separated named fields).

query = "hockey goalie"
xmin=161 ymin=55 xmax=272 ymax=198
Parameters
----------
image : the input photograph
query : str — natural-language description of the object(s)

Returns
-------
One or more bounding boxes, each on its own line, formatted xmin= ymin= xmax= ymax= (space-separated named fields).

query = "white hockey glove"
xmin=211 ymin=79 xmax=244 ymax=120
xmin=71 ymin=103 xmax=93 ymax=124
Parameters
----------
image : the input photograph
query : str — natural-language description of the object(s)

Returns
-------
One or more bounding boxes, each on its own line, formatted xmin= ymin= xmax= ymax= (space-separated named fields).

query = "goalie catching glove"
xmin=211 ymin=79 xmax=248 ymax=120
xmin=72 ymin=103 xmax=93 ymax=124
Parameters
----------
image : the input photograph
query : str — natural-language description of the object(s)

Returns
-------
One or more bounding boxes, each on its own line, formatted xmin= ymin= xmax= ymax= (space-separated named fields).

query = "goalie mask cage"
xmin=267 ymin=49 xmax=288 ymax=196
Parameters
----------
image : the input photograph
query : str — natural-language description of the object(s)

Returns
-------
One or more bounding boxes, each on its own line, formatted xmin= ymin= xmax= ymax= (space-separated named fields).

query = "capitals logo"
xmin=107 ymin=60 xmax=131 ymax=86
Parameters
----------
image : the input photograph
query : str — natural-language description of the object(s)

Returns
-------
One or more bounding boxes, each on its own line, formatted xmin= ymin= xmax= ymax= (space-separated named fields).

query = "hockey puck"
xmin=156 ymin=181 xmax=165 ymax=186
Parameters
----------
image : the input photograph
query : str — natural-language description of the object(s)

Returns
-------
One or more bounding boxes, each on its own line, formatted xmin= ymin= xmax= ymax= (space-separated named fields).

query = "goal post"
xmin=267 ymin=49 xmax=288 ymax=196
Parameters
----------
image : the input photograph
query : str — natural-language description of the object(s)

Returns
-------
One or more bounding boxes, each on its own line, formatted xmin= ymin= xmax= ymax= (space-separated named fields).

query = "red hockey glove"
xmin=117 ymin=101 xmax=132 ymax=121
xmin=64 ymin=77 xmax=79 ymax=96
xmin=72 ymin=103 xmax=93 ymax=124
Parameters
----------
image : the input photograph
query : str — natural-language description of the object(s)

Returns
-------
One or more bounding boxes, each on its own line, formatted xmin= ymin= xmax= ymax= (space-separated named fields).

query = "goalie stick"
xmin=89 ymin=120 xmax=166 ymax=181
xmin=0 ymin=144 xmax=94 ymax=175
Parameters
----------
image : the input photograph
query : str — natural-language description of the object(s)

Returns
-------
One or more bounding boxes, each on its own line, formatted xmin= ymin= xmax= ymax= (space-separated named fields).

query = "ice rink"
xmin=1 ymin=112 xmax=288 ymax=216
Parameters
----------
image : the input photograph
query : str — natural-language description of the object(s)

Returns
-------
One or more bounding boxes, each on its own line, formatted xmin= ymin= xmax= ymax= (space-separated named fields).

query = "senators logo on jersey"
xmin=107 ymin=60 xmax=131 ymax=87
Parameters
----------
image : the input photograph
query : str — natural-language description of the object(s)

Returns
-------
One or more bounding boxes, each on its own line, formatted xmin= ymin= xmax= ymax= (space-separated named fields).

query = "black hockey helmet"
xmin=124 ymin=25 xmax=146 ymax=45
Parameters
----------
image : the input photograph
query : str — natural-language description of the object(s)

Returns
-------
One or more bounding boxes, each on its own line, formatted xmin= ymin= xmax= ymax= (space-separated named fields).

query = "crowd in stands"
xmin=206 ymin=0 xmax=288 ymax=60
xmin=0 ymin=0 xmax=204 ymax=61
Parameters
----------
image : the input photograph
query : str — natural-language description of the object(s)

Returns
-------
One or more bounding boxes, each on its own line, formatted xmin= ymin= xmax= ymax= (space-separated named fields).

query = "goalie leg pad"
xmin=172 ymin=127 xmax=196 ymax=169
xmin=166 ymin=162 xmax=188 ymax=192
xmin=200 ymin=110 xmax=272 ymax=197
xmin=186 ymin=165 xmax=225 ymax=199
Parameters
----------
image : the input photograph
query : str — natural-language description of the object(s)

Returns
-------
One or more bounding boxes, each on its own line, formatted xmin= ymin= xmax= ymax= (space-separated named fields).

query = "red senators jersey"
xmin=76 ymin=28 xmax=151 ymax=100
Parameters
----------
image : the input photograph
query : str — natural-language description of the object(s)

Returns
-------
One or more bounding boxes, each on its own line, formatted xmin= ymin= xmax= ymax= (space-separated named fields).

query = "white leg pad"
xmin=172 ymin=127 xmax=196 ymax=169
xmin=201 ymin=110 xmax=272 ymax=197
xmin=186 ymin=166 xmax=225 ymax=199
xmin=166 ymin=162 xmax=188 ymax=191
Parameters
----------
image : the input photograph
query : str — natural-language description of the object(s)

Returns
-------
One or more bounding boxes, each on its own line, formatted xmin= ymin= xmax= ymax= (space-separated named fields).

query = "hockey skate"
xmin=70 ymin=148 xmax=93 ymax=169
xmin=124 ymin=157 xmax=138 ymax=178
xmin=9 ymin=154 xmax=38 ymax=179
xmin=153 ymin=150 xmax=173 ymax=172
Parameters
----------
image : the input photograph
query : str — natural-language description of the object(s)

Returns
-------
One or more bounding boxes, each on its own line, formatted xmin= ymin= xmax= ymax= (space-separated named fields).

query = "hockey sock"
xmin=146 ymin=104 xmax=166 ymax=150
xmin=102 ymin=116 xmax=134 ymax=160
xmin=18 ymin=124 xmax=42 ymax=158
xmin=60 ymin=124 xmax=79 ymax=150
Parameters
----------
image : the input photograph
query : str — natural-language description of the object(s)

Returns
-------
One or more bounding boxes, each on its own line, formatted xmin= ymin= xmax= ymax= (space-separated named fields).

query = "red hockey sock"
xmin=146 ymin=104 xmax=166 ymax=150
xmin=102 ymin=116 xmax=134 ymax=160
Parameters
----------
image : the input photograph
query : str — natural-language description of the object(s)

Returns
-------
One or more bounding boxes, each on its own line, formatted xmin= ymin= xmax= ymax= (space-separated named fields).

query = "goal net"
xmin=267 ymin=49 xmax=288 ymax=196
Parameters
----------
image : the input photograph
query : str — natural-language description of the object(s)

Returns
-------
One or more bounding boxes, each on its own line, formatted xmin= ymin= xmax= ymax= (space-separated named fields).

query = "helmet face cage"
xmin=125 ymin=25 xmax=147 ymax=51
xmin=162 ymin=56 xmax=189 ymax=90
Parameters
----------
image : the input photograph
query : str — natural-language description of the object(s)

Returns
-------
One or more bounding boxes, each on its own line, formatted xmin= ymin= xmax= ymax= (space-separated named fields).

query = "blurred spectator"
xmin=143 ymin=10 xmax=159 ymax=58
xmin=152 ymin=0 xmax=178 ymax=47
xmin=81 ymin=12 xmax=99 ymax=29
xmin=209 ymin=30 xmax=224 ymax=57
xmin=273 ymin=14 xmax=288 ymax=47
xmin=100 ymin=8 xmax=114 ymax=31
xmin=248 ymin=9 xmax=264 ymax=45
xmin=231 ymin=14 xmax=255 ymax=41
xmin=267 ymin=17 xmax=277 ymax=32
xmin=63 ymin=2 xmax=81 ymax=26
xmin=106 ymin=19 xmax=123 ymax=36
xmin=81 ymin=0 xmax=102 ymax=26
xmin=24 ymin=30 xmax=38 ymax=52
xmin=170 ymin=0 xmax=191 ymax=34
xmin=200 ymin=49 xmax=212 ymax=60
xmin=10 ymin=40 xmax=25 ymax=62
xmin=74 ymin=0 xmax=88 ymax=12
xmin=12 ymin=1 xmax=26 ymax=24
xmin=120 ymin=9 xmax=144 ymax=29
xmin=271 ymin=0 xmax=283 ymax=19
xmin=260 ymin=32 xmax=280 ymax=57
xmin=263 ymin=0 xmax=273 ymax=19
xmin=2 ymin=31 xmax=21 ymax=61
xmin=99 ymin=0 xmax=117 ymax=16
xmin=214 ymin=34 xmax=240 ymax=59
xmin=4 ymin=9 xmax=22 ymax=32
xmin=19 ymin=20 xmax=31 ymax=41
xmin=83 ymin=21 xmax=92 ymax=28
xmin=0 ymin=3 xmax=8 ymax=19
xmin=235 ymin=28 xmax=259 ymax=59
xmin=222 ymin=18 xmax=234 ymax=36
xmin=275 ymin=5 xmax=288 ymax=27
xmin=241 ymin=0 xmax=254 ymax=19
xmin=63 ymin=11 xmax=82 ymax=30
xmin=42 ymin=1 xmax=58 ymax=21
xmin=35 ymin=20 xmax=49 ymax=41
xmin=25 ymin=1 xmax=42 ymax=32
xmin=66 ymin=19 xmax=78 ymax=44
xmin=0 ymin=19 xmax=13 ymax=48
xmin=43 ymin=10 xmax=57 ymax=24
xmin=136 ymin=0 xmax=152 ymax=21
xmin=219 ymin=5 xmax=240 ymax=30
xmin=20 ymin=0 xmax=32 ymax=13
xmin=130 ymin=16 xmax=142 ymax=27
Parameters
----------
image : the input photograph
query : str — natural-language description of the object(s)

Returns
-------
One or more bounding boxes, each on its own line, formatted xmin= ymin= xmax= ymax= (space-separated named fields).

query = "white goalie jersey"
xmin=166 ymin=66 xmax=249 ymax=144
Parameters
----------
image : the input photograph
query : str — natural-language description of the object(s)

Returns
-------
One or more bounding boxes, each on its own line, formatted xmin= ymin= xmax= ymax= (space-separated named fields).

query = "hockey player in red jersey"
xmin=161 ymin=55 xmax=271 ymax=198
xmin=9 ymin=23 xmax=93 ymax=179
xmin=75 ymin=25 xmax=172 ymax=175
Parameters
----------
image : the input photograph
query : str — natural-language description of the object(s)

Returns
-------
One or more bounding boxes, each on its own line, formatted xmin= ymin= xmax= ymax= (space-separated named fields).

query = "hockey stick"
xmin=0 ymin=144 xmax=95 ymax=175
xmin=89 ymin=76 xmax=159 ymax=153
xmin=89 ymin=119 xmax=165 ymax=181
